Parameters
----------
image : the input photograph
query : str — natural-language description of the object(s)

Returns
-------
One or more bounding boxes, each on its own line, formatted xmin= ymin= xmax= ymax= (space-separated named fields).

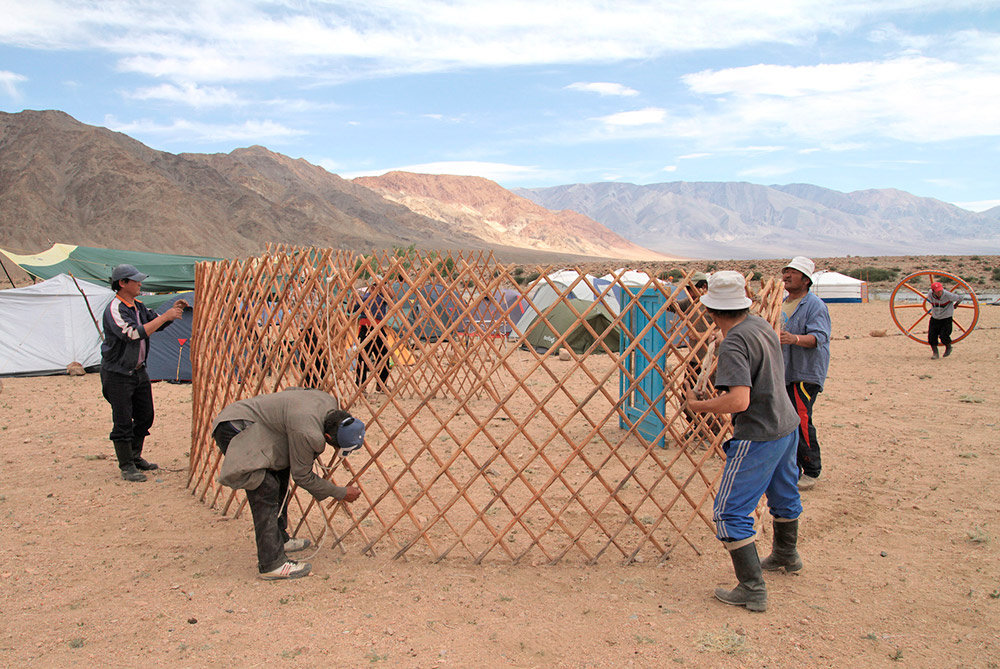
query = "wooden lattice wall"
xmin=188 ymin=247 xmax=785 ymax=564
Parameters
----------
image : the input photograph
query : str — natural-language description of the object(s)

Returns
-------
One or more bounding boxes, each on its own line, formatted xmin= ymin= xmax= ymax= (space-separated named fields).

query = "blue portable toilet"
xmin=618 ymin=285 xmax=690 ymax=447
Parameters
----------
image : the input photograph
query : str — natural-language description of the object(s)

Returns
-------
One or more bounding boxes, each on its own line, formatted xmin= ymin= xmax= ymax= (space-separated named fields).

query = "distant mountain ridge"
xmin=0 ymin=110 xmax=648 ymax=263
xmin=354 ymin=172 xmax=669 ymax=261
xmin=514 ymin=182 xmax=1000 ymax=259
xmin=3 ymin=109 xmax=996 ymax=263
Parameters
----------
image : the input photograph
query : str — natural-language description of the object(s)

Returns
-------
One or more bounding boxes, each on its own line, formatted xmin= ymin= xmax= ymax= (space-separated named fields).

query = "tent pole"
xmin=0 ymin=255 xmax=16 ymax=288
xmin=69 ymin=273 xmax=105 ymax=342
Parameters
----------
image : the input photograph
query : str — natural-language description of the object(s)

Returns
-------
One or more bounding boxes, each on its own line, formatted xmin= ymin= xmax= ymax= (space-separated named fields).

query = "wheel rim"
xmin=889 ymin=270 xmax=980 ymax=344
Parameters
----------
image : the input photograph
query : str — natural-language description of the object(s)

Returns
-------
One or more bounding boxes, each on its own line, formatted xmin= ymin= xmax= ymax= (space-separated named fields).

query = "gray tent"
xmin=524 ymin=298 xmax=620 ymax=354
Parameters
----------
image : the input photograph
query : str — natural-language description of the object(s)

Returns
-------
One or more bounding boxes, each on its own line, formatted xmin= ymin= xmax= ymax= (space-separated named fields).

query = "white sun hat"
xmin=782 ymin=256 xmax=815 ymax=283
xmin=700 ymin=271 xmax=753 ymax=310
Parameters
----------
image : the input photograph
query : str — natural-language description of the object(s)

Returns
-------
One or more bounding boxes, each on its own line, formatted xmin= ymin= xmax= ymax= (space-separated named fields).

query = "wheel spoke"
xmin=903 ymin=311 xmax=930 ymax=334
xmin=900 ymin=283 xmax=927 ymax=299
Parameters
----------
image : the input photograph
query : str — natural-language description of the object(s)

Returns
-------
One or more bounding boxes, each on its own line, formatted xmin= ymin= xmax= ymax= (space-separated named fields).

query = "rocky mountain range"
xmin=514 ymin=182 xmax=1000 ymax=259
xmin=0 ymin=110 xmax=641 ymax=264
xmin=354 ymin=172 xmax=666 ymax=261
xmin=1 ymin=109 xmax=996 ymax=266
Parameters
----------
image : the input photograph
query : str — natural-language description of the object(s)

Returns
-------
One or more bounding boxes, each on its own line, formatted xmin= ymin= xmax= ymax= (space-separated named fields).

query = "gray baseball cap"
xmin=111 ymin=264 xmax=148 ymax=283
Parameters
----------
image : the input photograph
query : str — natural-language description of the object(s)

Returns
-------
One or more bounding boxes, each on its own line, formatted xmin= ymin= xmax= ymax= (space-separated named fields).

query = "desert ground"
xmin=1 ymin=299 xmax=998 ymax=668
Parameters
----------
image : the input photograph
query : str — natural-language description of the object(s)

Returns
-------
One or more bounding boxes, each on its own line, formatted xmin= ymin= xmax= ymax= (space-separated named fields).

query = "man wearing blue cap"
xmin=211 ymin=389 xmax=366 ymax=580
xmin=101 ymin=264 xmax=188 ymax=482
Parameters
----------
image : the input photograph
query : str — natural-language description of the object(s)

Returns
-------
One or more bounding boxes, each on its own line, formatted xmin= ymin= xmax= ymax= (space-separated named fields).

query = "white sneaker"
xmin=258 ymin=560 xmax=311 ymax=580
xmin=798 ymin=474 xmax=819 ymax=490
xmin=283 ymin=537 xmax=312 ymax=553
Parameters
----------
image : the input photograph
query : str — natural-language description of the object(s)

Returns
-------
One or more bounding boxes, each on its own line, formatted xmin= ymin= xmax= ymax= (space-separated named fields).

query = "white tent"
xmin=812 ymin=270 xmax=868 ymax=303
xmin=600 ymin=269 xmax=654 ymax=289
xmin=515 ymin=270 xmax=619 ymax=337
xmin=0 ymin=274 xmax=114 ymax=376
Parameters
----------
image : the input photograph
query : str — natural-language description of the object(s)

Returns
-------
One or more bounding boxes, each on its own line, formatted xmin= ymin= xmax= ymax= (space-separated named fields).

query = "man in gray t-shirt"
xmin=685 ymin=272 xmax=803 ymax=613
xmin=926 ymin=281 xmax=964 ymax=359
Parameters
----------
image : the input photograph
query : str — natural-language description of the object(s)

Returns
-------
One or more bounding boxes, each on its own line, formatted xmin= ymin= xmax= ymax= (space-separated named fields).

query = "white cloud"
xmin=680 ymin=55 xmax=1000 ymax=143
xmin=128 ymin=83 xmax=241 ymax=108
xmin=733 ymin=145 xmax=785 ymax=153
xmin=953 ymin=198 xmax=1000 ymax=212
xmin=341 ymin=160 xmax=545 ymax=183
xmin=598 ymin=107 xmax=666 ymax=127
xmin=104 ymin=115 xmax=306 ymax=143
xmin=738 ymin=164 xmax=798 ymax=178
xmin=566 ymin=82 xmax=639 ymax=97
xmin=662 ymin=165 xmax=678 ymax=172
xmin=2 ymin=1 xmax=987 ymax=84
xmin=0 ymin=70 xmax=27 ymax=98
xmin=678 ymin=152 xmax=710 ymax=160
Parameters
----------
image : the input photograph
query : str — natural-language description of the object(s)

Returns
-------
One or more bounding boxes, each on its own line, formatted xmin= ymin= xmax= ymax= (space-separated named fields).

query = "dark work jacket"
xmin=101 ymin=296 xmax=167 ymax=375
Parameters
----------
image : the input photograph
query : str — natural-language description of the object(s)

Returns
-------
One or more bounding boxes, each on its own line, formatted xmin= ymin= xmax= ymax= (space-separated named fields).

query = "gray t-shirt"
xmin=715 ymin=315 xmax=799 ymax=442
xmin=927 ymin=289 xmax=963 ymax=319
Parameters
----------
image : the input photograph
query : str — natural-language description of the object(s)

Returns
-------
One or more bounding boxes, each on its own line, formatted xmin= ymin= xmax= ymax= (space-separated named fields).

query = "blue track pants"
xmin=713 ymin=430 xmax=802 ymax=542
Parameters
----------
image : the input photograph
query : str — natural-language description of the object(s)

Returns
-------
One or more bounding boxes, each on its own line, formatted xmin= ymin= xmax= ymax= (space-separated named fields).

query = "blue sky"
xmin=2 ymin=0 xmax=1000 ymax=211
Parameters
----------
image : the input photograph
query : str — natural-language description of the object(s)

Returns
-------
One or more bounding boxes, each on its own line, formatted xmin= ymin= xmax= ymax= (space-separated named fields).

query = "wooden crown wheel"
xmin=889 ymin=270 xmax=979 ymax=344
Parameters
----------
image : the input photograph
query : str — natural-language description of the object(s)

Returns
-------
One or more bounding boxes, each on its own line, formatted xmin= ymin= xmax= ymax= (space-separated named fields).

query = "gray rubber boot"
xmin=714 ymin=542 xmax=767 ymax=612
xmin=114 ymin=441 xmax=147 ymax=482
xmin=761 ymin=519 xmax=803 ymax=572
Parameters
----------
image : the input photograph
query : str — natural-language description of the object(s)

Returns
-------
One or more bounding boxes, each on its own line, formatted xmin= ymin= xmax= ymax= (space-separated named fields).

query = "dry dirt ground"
xmin=1 ymin=301 xmax=998 ymax=668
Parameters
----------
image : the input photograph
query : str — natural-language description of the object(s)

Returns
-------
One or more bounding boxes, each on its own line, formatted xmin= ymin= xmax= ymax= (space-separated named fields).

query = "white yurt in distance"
xmin=812 ymin=270 xmax=868 ymax=303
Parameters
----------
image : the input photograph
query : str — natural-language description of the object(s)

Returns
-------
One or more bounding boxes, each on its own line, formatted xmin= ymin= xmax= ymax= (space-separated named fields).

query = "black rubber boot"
xmin=943 ymin=344 xmax=953 ymax=358
xmin=761 ymin=519 xmax=803 ymax=572
xmin=114 ymin=441 xmax=147 ymax=482
xmin=715 ymin=543 xmax=767 ymax=612
xmin=132 ymin=437 xmax=158 ymax=471
xmin=930 ymin=346 xmax=939 ymax=359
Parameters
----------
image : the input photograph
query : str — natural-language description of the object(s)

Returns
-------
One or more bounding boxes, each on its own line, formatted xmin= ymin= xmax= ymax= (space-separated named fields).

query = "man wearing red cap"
xmin=926 ymin=281 xmax=964 ymax=359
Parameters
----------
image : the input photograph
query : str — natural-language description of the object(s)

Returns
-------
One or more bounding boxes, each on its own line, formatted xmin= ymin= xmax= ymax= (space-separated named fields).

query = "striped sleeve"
xmin=105 ymin=299 xmax=144 ymax=341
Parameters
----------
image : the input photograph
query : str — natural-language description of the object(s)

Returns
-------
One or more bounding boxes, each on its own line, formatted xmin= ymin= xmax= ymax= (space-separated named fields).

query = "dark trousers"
xmin=100 ymin=367 xmax=154 ymax=447
xmin=928 ymin=317 xmax=953 ymax=348
xmin=213 ymin=425 xmax=291 ymax=572
xmin=245 ymin=468 xmax=292 ymax=572
xmin=357 ymin=324 xmax=390 ymax=390
xmin=787 ymin=382 xmax=822 ymax=478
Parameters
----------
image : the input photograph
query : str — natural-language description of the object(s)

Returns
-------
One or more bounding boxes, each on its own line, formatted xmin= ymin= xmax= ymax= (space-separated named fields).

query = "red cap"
xmin=931 ymin=281 xmax=943 ymax=291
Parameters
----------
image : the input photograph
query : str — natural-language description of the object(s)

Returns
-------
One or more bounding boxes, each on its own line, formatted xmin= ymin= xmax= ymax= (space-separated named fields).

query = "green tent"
xmin=0 ymin=243 xmax=221 ymax=293
xmin=524 ymin=298 xmax=621 ymax=354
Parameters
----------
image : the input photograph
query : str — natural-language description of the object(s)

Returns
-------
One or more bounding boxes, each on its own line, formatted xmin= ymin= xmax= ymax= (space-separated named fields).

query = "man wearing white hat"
xmin=779 ymin=257 xmax=831 ymax=491
xmin=686 ymin=271 xmax=802 ymax=613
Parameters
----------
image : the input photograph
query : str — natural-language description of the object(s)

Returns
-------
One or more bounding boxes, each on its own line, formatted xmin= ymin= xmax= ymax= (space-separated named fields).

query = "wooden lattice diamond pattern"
xmin=188 ymin=247 xmax=784 ymax=564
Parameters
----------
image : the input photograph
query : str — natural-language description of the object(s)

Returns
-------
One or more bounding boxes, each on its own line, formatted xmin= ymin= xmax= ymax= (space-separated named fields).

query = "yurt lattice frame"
xmin=188 ymin=247 xmax=785 ymax=564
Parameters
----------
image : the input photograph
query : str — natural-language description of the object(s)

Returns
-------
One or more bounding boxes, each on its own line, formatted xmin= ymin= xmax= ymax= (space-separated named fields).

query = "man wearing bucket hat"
xmin=101 ymin=264 xmax=188 ymax=482
xmin=211 ymin=388 xmax=365 ymax=580
xmin=779 ymin=257 xmax=831 ymax=491
xmin=686 ymin=271 xmax=802 ymax=612
xmin=926 ymin=281 xmax=963 ymax=359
